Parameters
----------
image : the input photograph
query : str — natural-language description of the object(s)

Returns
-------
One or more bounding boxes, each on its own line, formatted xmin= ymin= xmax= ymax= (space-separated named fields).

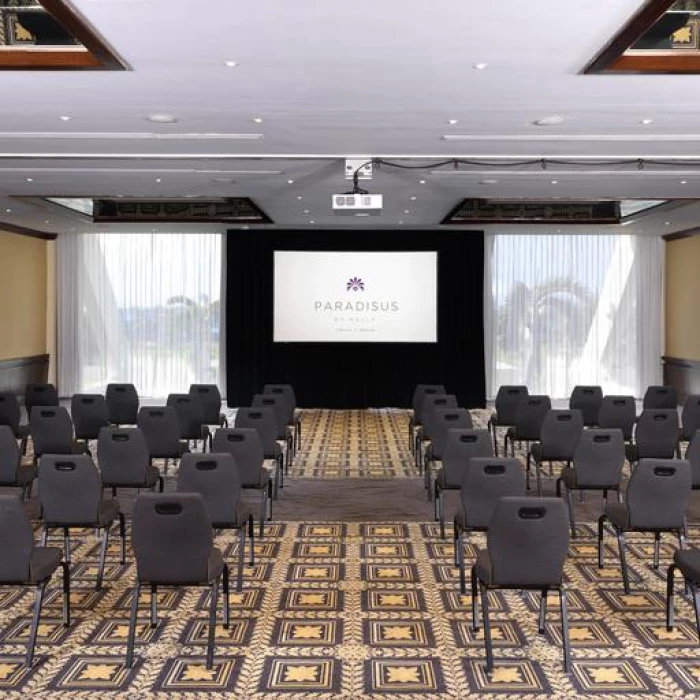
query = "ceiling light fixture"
xmin=25 ymin=177 xmax=33 ymax=182
xmin=479 ymin=179 xmax=498 ymax=184
xmin=681 ymin=180 xmax=688 ymax=184
xmin=410 ymin=196 xmax=417 ymax=200
xmin=533 ymin=115 xmax=565 ymax=126
xmin=309 ymin=220 xmax=315 ymax=224
xmin=447 ymin=119 xmax=458 ymax=125
xmin=287 ymin=179 xmax=294 ymax=184
xmin=147 ymin=114 xmax=178 ymax=124
xmin=640 ymin=118 xmax=654 ymax=125
xmin=59 ymin=115 xmax=72 ymax=121
xmin=155 ymin=178 xmax=162 ymax=182
xmin=297 ymin=196 xmax=303 ymax=201
xmin=472 ymin=63 xmax=488 ymax=70
xmin=224 ymin=60 xmax=238 ymax=67
xmin=404 ymin=209 xmax=410 ymax=214
xmin=303 ymin=209 xmax=310 ymax=214
xmin=5 ymin=208 xmax=10 ymax=213
xmin=419 ymin=179 xmax=426 ymax=184
xmin=252 ymin=117 xmax=263 ymax=124
xmin=551 ymin=179 xmax=558 ymax=184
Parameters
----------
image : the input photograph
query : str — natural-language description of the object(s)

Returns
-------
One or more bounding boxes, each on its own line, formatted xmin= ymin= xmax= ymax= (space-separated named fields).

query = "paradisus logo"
xmin=314 ymin=275 xmax=400 ymax=312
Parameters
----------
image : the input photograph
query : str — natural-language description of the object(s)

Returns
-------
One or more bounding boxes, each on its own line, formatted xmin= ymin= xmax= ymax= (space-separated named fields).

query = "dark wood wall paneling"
xmin=663 ymin=356 xmax=700 ymax=404
xmin=0 ymin=354 xmax=49 ymax=398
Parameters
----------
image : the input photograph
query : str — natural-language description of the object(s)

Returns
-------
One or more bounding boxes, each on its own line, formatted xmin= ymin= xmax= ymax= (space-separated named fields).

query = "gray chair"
xmin=261 ymin=384 xmax=301 ymax=451
xmin=556 ymin=429 xmax=625 ymax=538
xmin=626 ymin=409 xmax=679 ymax=465
xmin=504 ymin=395 xmax=552 ymax=457
xmin=212 ymin=428 xmax=274 ymax=537
xmin=425 ymin=408 xmax=473 ymax=497
xmin=0 ymin=391 xmax=30 ymax=454
xmin=39 ymin=455 xmax=126 ymax=590
xmin=409 ymin=384 xmax=446 ymax=454
xmin=433 ymin=429 xmax=493 ymax=538
xmin=488 ymin=385 xmax=528 ymax=456
xmin=643 ymin=385 xmax=678 ymax=410
xmin=528 ymin=409 xmax=584 ymax=495
xmin=137 ymin=406 xmax=189 ymax=474
xmin=453 ymin=457 xmax=525 ymax=593
xmin=666 ymin=548 xmax=700 ymax=643
xmin=106 ymin=383 xmax=139 ymax=426
xmin=252 ymin=394 xmax=294 ymax=472
xmin=471 ymin=497 xmax=571 ymax=672
xmin=30 ymin=406 xmax=87 ymax=462
xmin=189 ymin=384 xmax=228 ymax=427
xmin=25 ymin=383 xmax=59 ymax=419
xmin=235 ymin=407 xmax=284 ymax=492
xmin=177 ymin=452 xmax=254 ymax=591
xmin=97 ymin=427 xmax=164 ymax=496
xmin=167 ymin=394 xmax=210 ymax=451
xmin=598 ymin=459 xmax=691 ymax=594
xmin=597 ymin=395 xmax=636 ymax=442
xmin=686 ymin=430 xmax=700 ymax=490
xmin=71 ymin=394 xmax=109 ymax=454
xmin=0 ymin=496 xmax=70 ymax=667
xmin=569 ymin=385 xmax=603 ymax=427
xmin=0 ymin=425 xmax=36 ymax=500
xmin=418 ymin=394 xmax=458 ymax=472
xmin=680 ymin=395 xmax=700 ymax=448
xmin=126 ymin=493 xmax=229 ymax=669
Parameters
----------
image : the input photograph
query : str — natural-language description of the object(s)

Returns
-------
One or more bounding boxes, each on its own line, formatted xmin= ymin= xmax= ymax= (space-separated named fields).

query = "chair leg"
xmin=206 ymin=578 xmax=220 ymax=669
xmin=666 ymin=564 xmax=676 ymax=630
xmin=150 ymin=584 xmax=158 ymax=628
xmin=126 ymin=582 xmax=141 ymax=668
xmin=222 ymin=563 xmax=230 ymax=628
xmin=597 ymin=515 xmax=606 ymax=569
xmin=691 ymin=581 xmax=700 ymax=644
xmin=525 ymin=453 xmax=531 ymax=491
xmin=457 ymin=529 xmax=466 ymax=595
xmin=158 ymin=476 xmax=165 ymax=493
xmin=565 ymin=486 xmax=577 ymax=540
xmin=62 ymin=561 xmax=71 ymax=628
xmin=26 ymin=581 xmax=47 ymax=667
xmin=492 ymin=423 xmax=498 ymax=457
xmin=433 ymin=483 xmax=440 ymax=521
xmin=653 ymin=532 xmax=661 ymax=570
xmin=63 ymin=528 xmax=71 ymax=565
xmin=535 ymin=459 xmax=543 ymax=497
xmin=616 ymin=529 xmax=631 ymax=594
xmin=559 ymin=586 xmax=571 ymax=673
xmin=96 ymin=525 xmax=110 ymax=591
xmin=41 ymin=525 xmax=48 ymax=547
xmin=471 ymin=566 xmax=479 ymax=631
xmin=480 ymin=583 xmax=494 ymax=673
xmin=453 ymin=519 xmax=460 ymax=567
xmin=237 ymin=526 xmax=245 ymax=592
xmin=538 ymin=589 xmax=547 ymax=634
xmin=118 ymin=512 xmax=126 ymax=565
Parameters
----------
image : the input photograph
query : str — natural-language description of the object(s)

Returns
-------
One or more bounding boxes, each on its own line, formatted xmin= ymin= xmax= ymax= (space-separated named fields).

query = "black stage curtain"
xmin=225 ymin=229 xmax=485 ymax=409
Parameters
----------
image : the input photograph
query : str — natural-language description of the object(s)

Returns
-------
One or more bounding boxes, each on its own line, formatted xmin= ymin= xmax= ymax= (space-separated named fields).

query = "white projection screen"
xmin=273 ymin=250 xmax=438 ymax=343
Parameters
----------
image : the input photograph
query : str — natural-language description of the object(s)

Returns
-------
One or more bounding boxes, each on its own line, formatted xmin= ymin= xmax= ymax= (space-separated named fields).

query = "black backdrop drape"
xmin=225 ymin=229 xmax=485 ymax=408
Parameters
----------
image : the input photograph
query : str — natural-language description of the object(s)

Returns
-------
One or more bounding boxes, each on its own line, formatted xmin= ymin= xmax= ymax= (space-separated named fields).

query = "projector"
xmin=332 ymin=193 xmax=383 ymax=215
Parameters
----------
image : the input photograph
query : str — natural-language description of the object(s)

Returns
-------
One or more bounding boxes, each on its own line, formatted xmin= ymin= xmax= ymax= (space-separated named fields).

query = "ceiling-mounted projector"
xmin=332 ymin=193 xmax=383 ymax=215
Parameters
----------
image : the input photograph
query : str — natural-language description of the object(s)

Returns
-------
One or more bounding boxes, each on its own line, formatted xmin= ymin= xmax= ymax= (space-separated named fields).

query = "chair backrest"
xmin=132 ymin=493 xmax=213 ymax=584
xmin=461 ymin=457 xmax=526 ymax=529
xmin=643 ymin=385 xmax=678 ymax=410
xmin=188 ymin=384 xmax=223 ymax=425
xmin=430 ymin=408 xmax=473 ymax=459
xmin=494 ymin=385 xmax=529 ymax=426
xmin=71 ymin=394 xmax=109 ymax=440
xmin=235 ymin=407 xmax=278 ymax=457
xmin=167 ymin=394 xmax=205 ymax=440
xmin=626 ymin=459 xmax=691 ymax=530
xmin=0 ymin=392 xmax=21 ymax=434
xmin=97 ymin=427 xmax=150 ymax=484
xmin=262 ymin=384 xmax=295 ymax=423
xmin=441 ymin=429 xmax=493 ymax=486
xmin=0 ymin=426 xmax=20 ymax=483
xmin=0 ymin=496 xmax=34 ymax=582
xmin=25 ymin=383 xmax=59 ymax=414
xmin=538 ymin=409 xmax=583 ymax=460
xmin=211 ymin=428 xmax=265 ymax=487
xmin=487 ymin=496 xmax=569 ymax=587
xmin=412 ymin=384 xmax=446 ymax=420
xmin=39 ymin=454 xmax=102 ymax=524
xmin=177 ymin=453 xmax=242 ymax=526
xmin=105 ymin=383 xmax=139 ymax=425
xmin=686 ymin=430 xmax=700 ymax=488
xmin=572 ymin=429 xmax=625 ymax=488
xmin=513 ymin=395 xmax=551 ymax=441
xmin=252 ymin=394 xmax=287 ymax=439
xmin=635 ymin=409 xmax=680 ymax=459
xmin=137 ymin=406 xmax=183 ymax=457
xmin=421 ymin=394 xmax=458 ymax=439
xmin=681 ymin=395 xmax=700 ymax=442
xmin=30 ymin=406 xmax=74 ymax=456
xmin=597 ymin=395 xmax=636 ymax=440
xmin=569 ymin=385 xmax=603 ymax=426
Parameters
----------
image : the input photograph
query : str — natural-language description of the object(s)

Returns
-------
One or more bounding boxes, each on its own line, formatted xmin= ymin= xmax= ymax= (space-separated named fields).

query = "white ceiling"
xmin=2 ymin=0 xmax=700 ymax=234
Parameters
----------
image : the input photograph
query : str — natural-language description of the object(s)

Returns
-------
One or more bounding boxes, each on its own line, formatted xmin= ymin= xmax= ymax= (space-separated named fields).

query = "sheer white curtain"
xmin=58 ymin=232 xmax=223 ymax=397
xmin=484 ymin=234 xmax=662 ymax=399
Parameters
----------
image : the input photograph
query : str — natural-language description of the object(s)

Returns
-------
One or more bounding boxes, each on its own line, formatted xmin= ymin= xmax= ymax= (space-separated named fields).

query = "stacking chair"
xmin=598 ymin=459 xmax=691 ymax=594
xmin=679 ymin=395 xmax=700 ymax=456
xmin=0 ymin=391 xmax=30 ymax=454
xmin=686 ymin=431 xmax=700 ymax=490
xmin=106 ymin=383 xmax=139 ymax=426
xmin=177 ymin=452 xmax=254 ymax=591
xmin=597 ymin=395 xmax=636 ymax=442
xmin=409 ymin=384 xmax=446 ymax=454
xmin=488 ymin=385 xmax=528 ymax=456
xmin=71 ymin=394 xmax=109 ymax=454
xmin=235 ymin=407 xmax=284 ymax=492
xmin=212 ymin=428 xmax=274 ymax=537
xmin=25 ymin=383 xmax=59 ymax=418
xmin=643 ymin=385 xmax=678 ymax=410
xmin=39 ymin=455 xmax=126 ymax=590
xmin=252 ymin=394 xmax=294 ymax=471
xmin=453 ymin=457 xmax=525 ymax=592
xmin=504 ymin=395 xmax=551 ymax=458
xmin=126 ymin=493 xmax=229 ymax=670
xmin=555 ymin=429 xmax=625 ymax=538
xmin=30 ymin=406 xmax=88 ymax=462
xmin=167 ymin=393 xmax=210 ymax=451
xmin=418 ymin=394 xmax=458 ymax=472
xmin=0 ymin=496 xmax=70 ymax=667
xmin=189 ymin=384 xmax=228 ymax=427
xmin=433 ymin=429 xmax=492 ymax=538
xmin=0 ymin=425 xmax=37 ymax=500
xmin=97 ymin=427 xmax=164 ymax=496
xmin=666 ymin=547 xmax=700 ymax=642
xmin=424 ymin=408 xmax=473 ymax=497
xmin=625 ymin=409 xmax=679 ymax=465
xmin=261 ymin=384 xmax=301 ymax=451
xmin=528 ymin=409 xmax=583 ymax=495
xmin=137 ymin=406 xmax=189 ymax=474
xmin=569 ymin=385 xmax=603 ymax=427
xmin=471 ymin=497 xmax=571 ymax=672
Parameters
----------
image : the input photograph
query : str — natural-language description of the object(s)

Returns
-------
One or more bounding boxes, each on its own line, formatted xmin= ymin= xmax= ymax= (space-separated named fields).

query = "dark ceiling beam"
xmin=0 ymin=222 xmax=57 ymax=241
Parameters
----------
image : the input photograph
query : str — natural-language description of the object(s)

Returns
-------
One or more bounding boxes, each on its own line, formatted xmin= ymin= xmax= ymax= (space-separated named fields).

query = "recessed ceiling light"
xmin=147 ymin=113 xmax=178 ymax=124
xmin=59 ymin=115 xmax=72 ymax=121
xmin=419 ymin=179 xmax=426 ymax=184
xmin=640 ymin=118 xmax=654 ymax=125
xmin=557 ymin=229 xmax=562 ymax=233
xmin=155 ymin=178 xmax=162 ymax=183
xmin=252 ymin=117 xmax=263 ymax=124
xmin=224 ymin=60 xmax=238 ymax=67
xmin=479 ymin=179 xmax=498 ymax=185
xmin=44 ymin=220 xmax=50 ymax=224
xmin=404 ymin=209 xmax=410 ymax=214
xmin=297 ymin=196 xmax=303 ymax=201
xmin=5 ymin=208 xmax=10 ymax=213
xmin=398 ymin=220 xmax=404 ymax=225
xmin=25 ymin=177 xmax=33 ymax=182
xmin=665 ymin=221 xmax=671 ymax=225
xmin=355 ymin=212 xmax=370 ymax=217
xmin=551 ymin=179 xmax=558 ymax=184
xmin=309 ymin=220 xmax=315 ymax=224
xmin=287 ymin=179 xmax=294 ymax=184
xmin=472 ymin=63 xmax=488 ymax=70
xmin=410 ymin=196 xmax=417 ymax=200
xmin=533 ymin=115 xmax=565 ymax=126
xmin=681 ymin=180 xmax=688 ymax=184
xmin=447 ymin=119 xmax=458 ymax=125
xmin=303 ymin=209 xmax=310 ymax=214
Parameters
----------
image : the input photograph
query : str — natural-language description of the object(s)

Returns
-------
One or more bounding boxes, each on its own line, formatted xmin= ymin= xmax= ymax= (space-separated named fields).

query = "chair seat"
xmin=530 ymin=443 xmax=573 ymax=463
xmin=153 ymin=442 xmax=190 ymax=459
xmin=97 ymin=499 xmax=121 ymax=527
xmin=603 ymin=503 xmax=630 ymax=529
xmin=561 ymin=466 xmax=618 ymax=490
xmin=674 ymin=549 xmax=700 ymax=582
xmin=28 ymin=546 xmax=62 ymax=583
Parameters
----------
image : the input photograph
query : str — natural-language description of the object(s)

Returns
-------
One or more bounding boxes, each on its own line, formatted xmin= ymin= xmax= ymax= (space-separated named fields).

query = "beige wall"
xmin=665 ymin=235 xmax=700 ymax=362
xmin=0 ymin=231 xmax=48 ymax=361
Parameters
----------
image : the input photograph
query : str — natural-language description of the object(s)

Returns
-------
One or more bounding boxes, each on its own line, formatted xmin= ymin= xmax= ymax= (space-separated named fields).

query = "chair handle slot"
xmin=459 ymin=435 xmax=477 ymax=443
xmin=483 ymin=464 xmax=506 ymax=475
xmin=40 ymin=410 xmax=55 ymax=417
xmin=518 ymin=507 xmax=545 ymax=519
xmin=557 ymin=415 xmax=572 ymax=421
xmin=149 ymin=410 xmax=165 ymax=417
xmin=55 ymin=461 xmax=76 ymax=471
xmin=155 ymin=503 xmax=183 ymax=515
xmin=112 ymin=433 xmax=129 ymax=442
xmin=227 ymin=434 xmax=244 ymax=442
xmin=195 ymin=460 xmax=217 ymax=470
xmin=653 ymin=466 xmax=676 ymax=477
xmin=593 ymin=435 xmax=611 ymax=443
xmin=613 ymin=400 xmax=626 ymax=406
